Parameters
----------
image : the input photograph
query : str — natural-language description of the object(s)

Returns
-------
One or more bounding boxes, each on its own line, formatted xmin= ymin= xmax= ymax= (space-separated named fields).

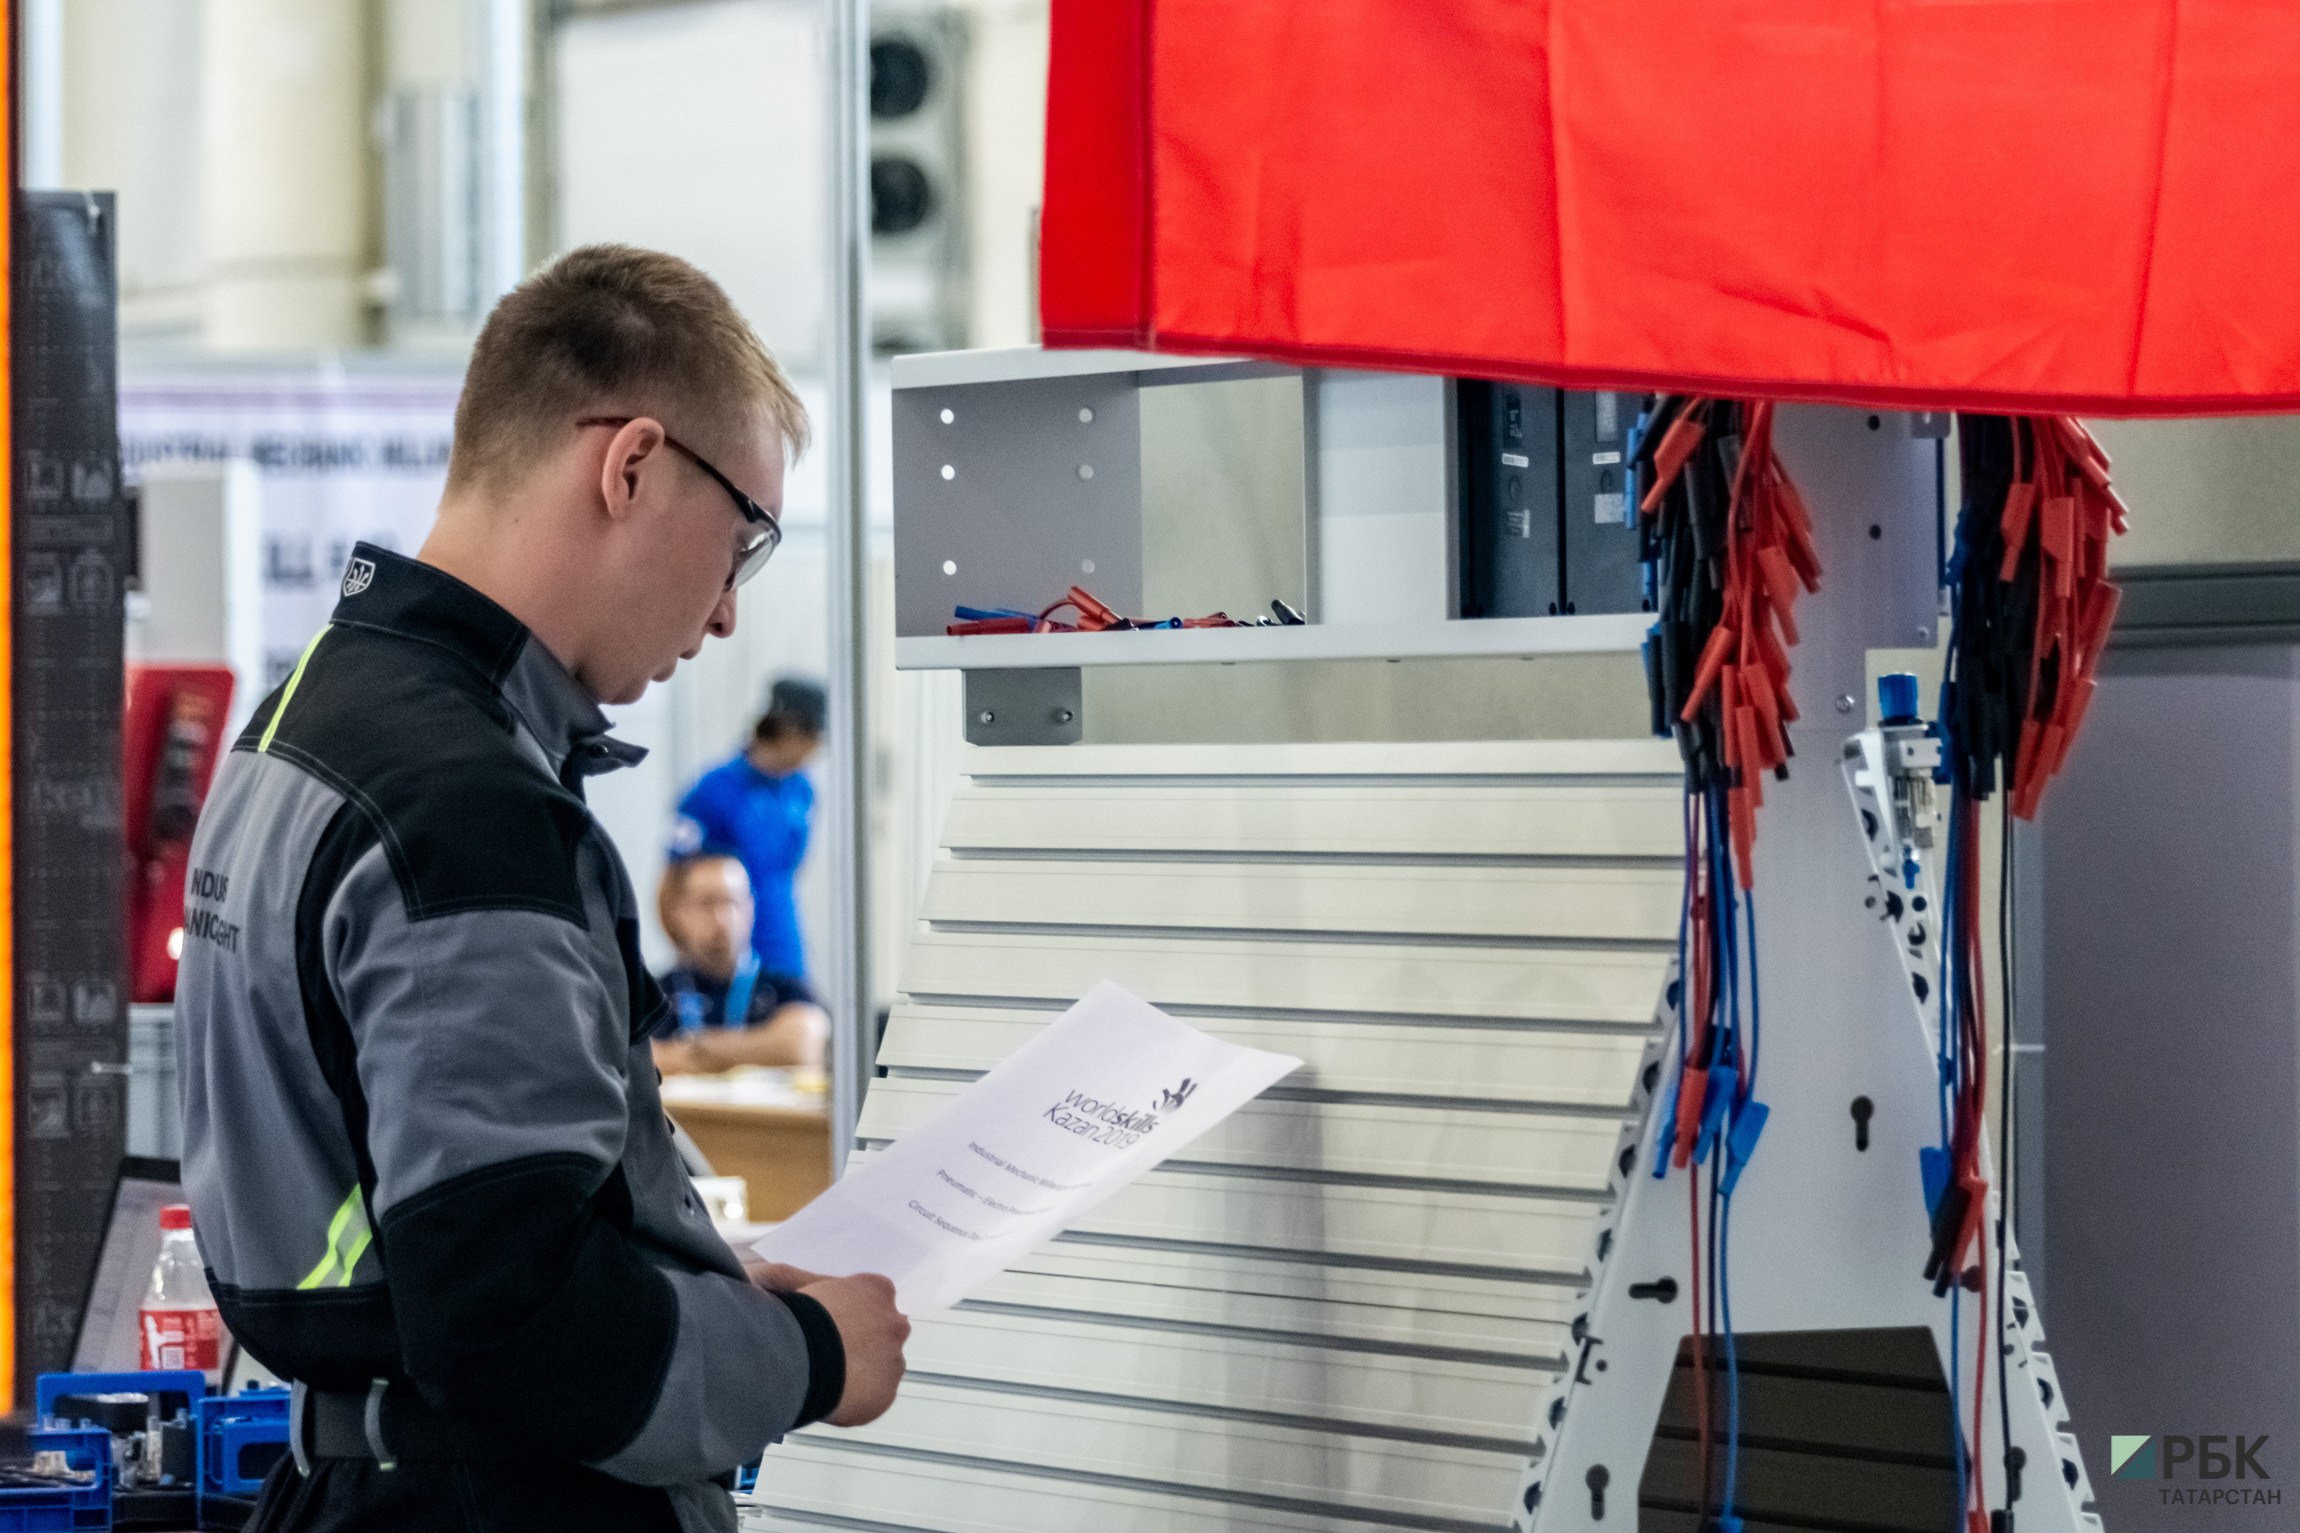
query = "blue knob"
xmin=1878 ymin=673 xmax=1921 ymax=726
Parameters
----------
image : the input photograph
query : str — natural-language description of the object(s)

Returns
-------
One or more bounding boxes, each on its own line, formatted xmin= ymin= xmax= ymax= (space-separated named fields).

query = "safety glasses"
xmin=577 ymin=416 xmax=782 ymax=588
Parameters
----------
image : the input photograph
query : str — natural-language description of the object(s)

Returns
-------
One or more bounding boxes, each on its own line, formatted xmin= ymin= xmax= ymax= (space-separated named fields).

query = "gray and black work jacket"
xmin=176 ymin=545 xmax=841 ymax=1530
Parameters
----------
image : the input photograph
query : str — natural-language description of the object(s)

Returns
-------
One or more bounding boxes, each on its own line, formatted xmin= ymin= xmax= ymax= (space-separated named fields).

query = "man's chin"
xmin=603 ymin=677 xmax=653 ymax=706
xmin=605 ymin=663 xmax=681 ymax=706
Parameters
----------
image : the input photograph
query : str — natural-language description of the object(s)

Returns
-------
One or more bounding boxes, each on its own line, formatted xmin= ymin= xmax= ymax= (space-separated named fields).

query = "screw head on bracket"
xmin=1835 ymin=693 xmax=1858 ymax=715
xmin=976 ymin=710 xmax=995 ymax=726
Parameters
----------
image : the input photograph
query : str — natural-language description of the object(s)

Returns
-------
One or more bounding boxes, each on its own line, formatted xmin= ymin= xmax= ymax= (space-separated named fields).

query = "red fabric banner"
xmin=1041 ymin=0 xmax=2300 ymax=415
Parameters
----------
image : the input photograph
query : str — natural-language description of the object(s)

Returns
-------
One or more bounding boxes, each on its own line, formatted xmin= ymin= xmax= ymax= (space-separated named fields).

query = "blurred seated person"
xmin=652 ymin=850 xmax=827 ymax=1075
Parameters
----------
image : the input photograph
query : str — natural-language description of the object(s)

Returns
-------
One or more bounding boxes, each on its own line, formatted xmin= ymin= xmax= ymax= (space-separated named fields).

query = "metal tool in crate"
xmin=22 ymin=1371 xmax=289 ymax=1531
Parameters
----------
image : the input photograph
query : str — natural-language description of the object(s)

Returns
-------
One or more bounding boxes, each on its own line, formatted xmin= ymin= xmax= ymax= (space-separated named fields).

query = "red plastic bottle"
xmin=138 ymin=1204 xmax=223 ymax=1384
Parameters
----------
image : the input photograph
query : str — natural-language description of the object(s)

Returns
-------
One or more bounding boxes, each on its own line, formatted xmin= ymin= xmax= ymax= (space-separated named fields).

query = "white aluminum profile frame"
xmin=786 ymin=390 xmax=2107 ymax=1532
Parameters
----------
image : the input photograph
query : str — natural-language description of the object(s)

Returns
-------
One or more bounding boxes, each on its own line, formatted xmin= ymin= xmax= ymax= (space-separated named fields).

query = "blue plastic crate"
xmin=34 ymin=1370 xmax=206 ymax=1425
xmin=0 ymin=1425 xmax=111 ymax=1532
xmin=195 ymin=1389 xmax=289 ymax=1502
xmin=30 ymin=1368 xmax=215 ymax=1533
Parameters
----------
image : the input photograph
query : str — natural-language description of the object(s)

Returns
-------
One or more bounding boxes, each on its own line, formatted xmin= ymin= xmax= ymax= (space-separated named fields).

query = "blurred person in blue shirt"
xmin=652 ymin=848 xmax=827 ymax=1075
xmin=672 ymin=676 xmax=824 ymax=981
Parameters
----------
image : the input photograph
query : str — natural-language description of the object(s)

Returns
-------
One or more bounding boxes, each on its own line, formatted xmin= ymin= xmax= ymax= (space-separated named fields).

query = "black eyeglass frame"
xmin=577 ymin=415 xmax=783 ymax=588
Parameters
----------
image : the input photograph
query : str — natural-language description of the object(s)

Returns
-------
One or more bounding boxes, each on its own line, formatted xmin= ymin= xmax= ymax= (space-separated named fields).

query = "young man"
xmin=174 ymin=246 xmax=907 ymax=1533
xmin=654 ymin=851 xmax=827 ymax=1074
xmin=673 ymin=676 xmax=824 ymax=983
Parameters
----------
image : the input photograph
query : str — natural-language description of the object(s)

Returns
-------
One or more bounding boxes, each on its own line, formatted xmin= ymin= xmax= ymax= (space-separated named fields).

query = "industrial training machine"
xmin=735 ymin=351 xmax=2107 ymax=1533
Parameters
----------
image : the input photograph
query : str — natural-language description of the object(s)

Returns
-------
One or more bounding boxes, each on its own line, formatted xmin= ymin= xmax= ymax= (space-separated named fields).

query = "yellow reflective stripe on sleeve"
xmin=258 ymin=624 xmax=332 ymax=754
xmin=297 ymin=1184 xmax=373 ymax=1290
xmin=337 ymin=1220 xmax=375 ymax=1286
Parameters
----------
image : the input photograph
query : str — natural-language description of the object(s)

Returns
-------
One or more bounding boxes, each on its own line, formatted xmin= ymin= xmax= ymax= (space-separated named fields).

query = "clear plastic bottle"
xmin=138 ymin=1204 xmax=223 ymax=1385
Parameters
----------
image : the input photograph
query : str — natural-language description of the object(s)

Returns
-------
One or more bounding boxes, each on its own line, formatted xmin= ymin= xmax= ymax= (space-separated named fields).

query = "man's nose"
xmin=707 ymin=586 xmax=739 ymax=639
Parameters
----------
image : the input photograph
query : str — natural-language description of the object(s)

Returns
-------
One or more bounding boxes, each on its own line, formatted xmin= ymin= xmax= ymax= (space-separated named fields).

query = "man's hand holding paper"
xmin=748 ymin=1263 xmax=911 ymax=1426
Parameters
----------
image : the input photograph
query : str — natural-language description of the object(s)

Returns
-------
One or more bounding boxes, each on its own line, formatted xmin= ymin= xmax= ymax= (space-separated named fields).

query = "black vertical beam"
xmin=1559 ymin=390 xmax=1648 ymax=616
xmin=12 ymin=191 xmax=128 ymax=1396
xmin=1455 ymin=378 xmax=1563 ymax=619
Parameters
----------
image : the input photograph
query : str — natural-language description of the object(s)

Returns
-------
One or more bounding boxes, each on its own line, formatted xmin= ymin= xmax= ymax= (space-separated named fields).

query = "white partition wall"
xmin=741 ymin=738 xmax=1685 ymax=1532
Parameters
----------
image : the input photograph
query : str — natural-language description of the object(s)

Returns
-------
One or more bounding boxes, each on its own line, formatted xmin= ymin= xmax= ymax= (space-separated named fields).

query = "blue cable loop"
xmin=1700 ymin=785 xmax=1757 ymax=1528
xmin=1718 ymin=884 xmax=1758 ymax=1521
xmin=1655 ymin=776 xmax=1767 ymax=1528
xmin=1722 ymin=1187 xmax=1741 ymax=1519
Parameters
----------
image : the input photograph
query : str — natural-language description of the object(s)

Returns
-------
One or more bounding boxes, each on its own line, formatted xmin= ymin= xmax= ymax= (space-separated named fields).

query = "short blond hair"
xmin=448 ymin=244 xmax=809 ymax=495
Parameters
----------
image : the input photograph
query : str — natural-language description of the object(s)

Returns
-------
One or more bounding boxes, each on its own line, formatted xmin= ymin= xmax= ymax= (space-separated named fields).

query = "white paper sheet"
xmin=753 ymin=981 xmax=1302 ymax=1314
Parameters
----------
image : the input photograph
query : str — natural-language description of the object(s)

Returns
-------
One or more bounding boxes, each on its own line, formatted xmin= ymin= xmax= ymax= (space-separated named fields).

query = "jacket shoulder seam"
xmin=263 ymin=739 xmax=590 ymax=928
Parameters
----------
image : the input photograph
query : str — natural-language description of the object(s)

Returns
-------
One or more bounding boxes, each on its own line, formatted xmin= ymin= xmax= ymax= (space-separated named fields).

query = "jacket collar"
xmin=329 ymin=543 xmax=646 ymax=779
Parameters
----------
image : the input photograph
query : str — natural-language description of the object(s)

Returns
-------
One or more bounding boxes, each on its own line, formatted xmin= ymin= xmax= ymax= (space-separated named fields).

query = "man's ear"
xmin=598 ymin=416 xmax=670 ymax=523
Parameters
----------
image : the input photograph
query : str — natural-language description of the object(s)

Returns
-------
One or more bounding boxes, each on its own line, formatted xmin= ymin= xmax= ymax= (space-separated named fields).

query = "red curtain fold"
xmin=1042 ymin=0 xmax=2300 ymax=416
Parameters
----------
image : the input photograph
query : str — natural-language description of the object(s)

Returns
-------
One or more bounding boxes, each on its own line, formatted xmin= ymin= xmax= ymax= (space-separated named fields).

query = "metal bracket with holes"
xmin=962 ymin=668 xmax=1083 ymax=746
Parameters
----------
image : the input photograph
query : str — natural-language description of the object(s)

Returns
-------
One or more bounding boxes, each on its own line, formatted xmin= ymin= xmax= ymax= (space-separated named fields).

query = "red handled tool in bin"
xmin=946 ymin=590 xmax=1306 ymax=636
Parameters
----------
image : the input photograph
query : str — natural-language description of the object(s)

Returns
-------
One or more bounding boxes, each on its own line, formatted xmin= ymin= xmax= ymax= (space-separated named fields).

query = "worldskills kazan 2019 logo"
xmin=2112 ymin=1434 xmax=2278 ymax=1507
xmin=1042 ymin=1078 xmax=1198 ymax=1151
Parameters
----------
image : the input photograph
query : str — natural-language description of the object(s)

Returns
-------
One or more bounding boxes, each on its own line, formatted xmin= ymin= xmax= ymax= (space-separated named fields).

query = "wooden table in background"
xmin=664 ymin=1100 xmax=833 ymax=1221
